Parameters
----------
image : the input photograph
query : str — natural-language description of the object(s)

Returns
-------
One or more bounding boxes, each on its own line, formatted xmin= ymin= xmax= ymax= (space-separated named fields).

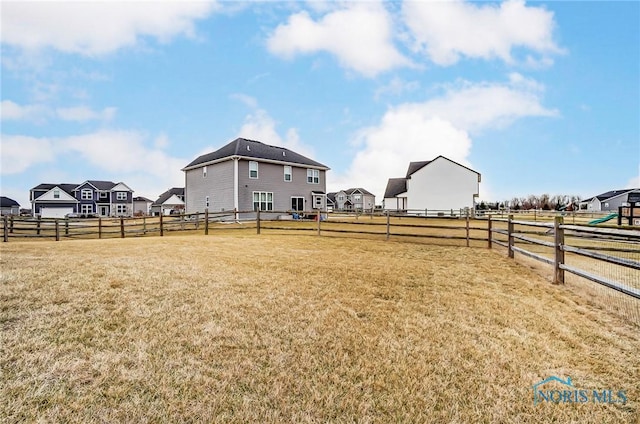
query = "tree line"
xmin=477 ymin=194 xmax=583 ymax=211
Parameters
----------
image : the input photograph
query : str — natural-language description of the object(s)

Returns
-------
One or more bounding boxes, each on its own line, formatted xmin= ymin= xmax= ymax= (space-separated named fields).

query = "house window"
xmin=53 ymin=189 xmax=60 ymax=199
xmin=354 ymin=194 xmax=361 ymax=201
xmin=99 ymin=192 xmax=108 ymax=199
xmin=249 ymin=161 xmax=258 ymax=179
xmin=116 ymin=192 xmax=126 ymax=201
xmin=116 ymin=204 xmax=127 ymax=215
xmin=205 ymin=196 xmax=210 ymax=208
xmin=284 ymin=165 xmax=292 ymax=182
xmin=203 ymin=166 xmax=207 ymax=178
xmin=338 ymin=195 xmax=344 ymax=201
xmin=81 ymin=189 xmax=92 ymax=200
xmin=253 ymin=192 xmax=273 ymax=211
xmin=291 ymin=197 xmax=304 ymax=211
xmin=307 ymin=169 xmax=319 ymax=184
xmin=81 ymin=204 xmax=93 ymax=214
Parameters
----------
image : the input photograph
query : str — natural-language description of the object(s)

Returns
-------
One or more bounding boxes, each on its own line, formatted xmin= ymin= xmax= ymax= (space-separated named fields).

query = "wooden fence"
xmin=2 ymin=211 xmax=639 ymax=305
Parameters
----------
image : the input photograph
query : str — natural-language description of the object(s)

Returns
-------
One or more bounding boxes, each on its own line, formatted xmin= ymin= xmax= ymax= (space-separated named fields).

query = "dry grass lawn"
xmin=1 ymin=233 xmax=639 ymax=423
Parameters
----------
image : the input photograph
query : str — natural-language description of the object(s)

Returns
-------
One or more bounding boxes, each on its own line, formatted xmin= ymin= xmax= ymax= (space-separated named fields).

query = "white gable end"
xmin=112 ymin=183 xmax=133 ymax=192
xmin=34 ymin=186 xmax=77 ymax=202
xmin=406 ymin=157 xmax=479 ymax=211
xmin=162 ymin=194 xmax=185 ymax=206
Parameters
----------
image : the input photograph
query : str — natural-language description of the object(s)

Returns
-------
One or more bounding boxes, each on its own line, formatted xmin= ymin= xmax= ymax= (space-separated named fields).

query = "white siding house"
xmin=580 ymin=189 xmax=640 ymax=211
xmin=383 ymin=156 xmax=480 ymax=213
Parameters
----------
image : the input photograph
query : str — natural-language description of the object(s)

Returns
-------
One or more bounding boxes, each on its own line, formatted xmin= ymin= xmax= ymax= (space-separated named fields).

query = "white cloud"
xmin=56 ymin=106 xmax=117 ymax=122
xmin=267 ymin=2 xmax=412 ymax=77
xmin=1 ymin=130 xmax=186 ymax=201
xmin=334 ymin=75 xmax=557 ymax=199
xmin=413 ymin=76 xmax=558 ymax=133
xmin=0 ymin=134 xmax=55 ymax=174
xmin=232 ymin=95 xmax=316 ymax=159
xmin=402 ymin=0 xmax=563 ymax=66
xmin=0 ymin=100 xmax=47 ymax=122
xmin=1 ymin=1 xmax=218 ymax=56
xmin=374 ymin=77 xmax=421 ymax=100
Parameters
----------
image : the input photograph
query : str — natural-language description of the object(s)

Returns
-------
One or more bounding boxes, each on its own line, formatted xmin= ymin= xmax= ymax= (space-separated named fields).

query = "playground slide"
xmin=588 ymin=213 xmax=618 ymax=225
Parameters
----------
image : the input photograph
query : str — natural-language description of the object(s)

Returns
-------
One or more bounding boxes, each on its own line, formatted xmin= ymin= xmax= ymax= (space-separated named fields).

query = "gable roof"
xmin=31 ymin=183 xmax=78 ymax=196
xmin=384 ymin=178 xmax=407 ymax=198
xmin=406 ymin=156 xmax=480 ymax=179
xmin=133 ymin=196 xmax=153 ymax=202
xmin=153 ymin=188 xmax=185 ymax=206
xmin=74 ymin=180 xmax=117 ymax=191
xmin=583 ymin=188 xmax=639 ymax=203
xmin=183 ymin=138 xmax=329 ymax=170
xmin=406 ymin=161 xmax=432 ymax=177
xmin=0 ymin=196 xmax=20 ymax=207
xmin=344 ymin=188 xmax=374 ymax=196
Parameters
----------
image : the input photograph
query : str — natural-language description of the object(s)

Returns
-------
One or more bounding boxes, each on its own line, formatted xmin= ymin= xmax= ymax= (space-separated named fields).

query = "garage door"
xmin=41 ymin=207 xmax=73 ymax=219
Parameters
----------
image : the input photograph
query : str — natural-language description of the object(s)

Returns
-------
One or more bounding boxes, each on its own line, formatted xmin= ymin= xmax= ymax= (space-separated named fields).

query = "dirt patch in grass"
xmin=1 ymin=234 xmax=638 ymax=423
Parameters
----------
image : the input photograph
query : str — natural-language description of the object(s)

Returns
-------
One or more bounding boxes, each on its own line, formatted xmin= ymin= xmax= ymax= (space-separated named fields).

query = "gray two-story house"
xmin=182 ymin=138 xmax=330 ymax=218
xmin=330 ymin=188 xmax=376 ymax=212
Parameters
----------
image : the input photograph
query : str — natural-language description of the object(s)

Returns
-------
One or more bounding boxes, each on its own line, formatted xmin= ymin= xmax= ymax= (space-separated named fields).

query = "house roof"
xmin=75 ymin=180 xmax=117 ymax=191
xmin=0 ymin=196 xmax=20 ymax=207
xmin=406 ymin=161 xmax=432 ymax=177
xmin=31 ymin=183 xmax=78 ymax=196
xmin=406 ymin=156 xmax=480 ymax=179
xmin=583 ymin=188 xmax=639 ymax=203
xmin=183 ymin=138 xmax=329 ymax=170
xmin=153 ymin=188 xmax=185 ymax=205
xmin=384 ymin=178 xmax=407 ymax=198
xmin=133 ymin=196 xmax=153 ymax=202
xmin=344 ymin=188 xmax=375 ymax=196
xmin=326 ymin=192 xmax=337 ymax=203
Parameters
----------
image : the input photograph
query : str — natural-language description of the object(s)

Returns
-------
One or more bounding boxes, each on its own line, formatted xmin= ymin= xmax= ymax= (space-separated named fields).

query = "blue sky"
xmin=1 ymin=0 xmax=638 ymax=208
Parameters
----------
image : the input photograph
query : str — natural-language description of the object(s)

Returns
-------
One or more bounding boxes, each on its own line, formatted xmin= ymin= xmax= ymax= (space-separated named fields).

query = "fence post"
xmin=143 ymin=216 xmax=147 ymax=235
xmin=37 ymin=216 xmax=41 ymax=235
xmin=98 ymin=218 xmax=102 ymax=239
xmin=120 ymin=217 xmax=125 ymax=238
xmin=234 ymin=208 xmax=238 ymax=221
xmin=487 ymin=215 xmax=492 ymax=249
xmin=160 ymin=214 xmax=164 ymax=237
xmin=55 ymin=220 xmax=60 ymax=241
xmin=204 ymin=209 xmax=209 ymax=235
xmin=9 ymin=216 xmax=13 ymax=234
xmin=256 ymin=209 xmax=261 ymax=234
xmin=386 ymin=211 xmax=390 ymax=241
xmin=65 ymin=218 xmax=69 ymax=235
xmin=465 ymin=213 xmax=470 ymax=247
xmin=554 ymin=216 xmax=565 ymax=284
xmin=3 ymin=216 xmax=8 ymax=242
xmin=508 ymin=214 xmax=514 ymax=259
xmin=317 ymin=211 xmax=321 ymax=236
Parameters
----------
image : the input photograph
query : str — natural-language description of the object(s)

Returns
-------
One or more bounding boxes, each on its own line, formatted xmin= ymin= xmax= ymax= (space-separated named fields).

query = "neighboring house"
xmin=331 ymin=188 xmax=376 ymax=212
xmin=151 ymin=188 xmax=185 ymax=216
xmin=326 ymin=193 xmax=336 ymax=212
xmin=30 ymin=180 xmax=134 ymax=218
xmin=133 ymin=196 xmax=154 ymax=216
xmin=182 ymin=137 xmax=330 ymax=217
xmin=0 ymin=196 xmax=20 ymax=216
xmin=383 ymin=156 xmax=481 ymax=213
xmin=580 ymin=188 xmax=640 ymax=211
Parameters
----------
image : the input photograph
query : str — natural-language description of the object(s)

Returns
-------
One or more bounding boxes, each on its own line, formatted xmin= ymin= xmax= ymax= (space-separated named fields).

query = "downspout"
xmin=233 ymin=157 xmax=239 ymax=212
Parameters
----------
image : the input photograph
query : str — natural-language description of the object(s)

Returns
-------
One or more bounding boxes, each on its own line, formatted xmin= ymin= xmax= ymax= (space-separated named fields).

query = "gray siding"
xmin=185 ymin=158 xmax=327 ymax=217
xmin=185 ymin=160 xmax=235 ymax=213
xmin=237 ymin=159 xmax=326 ymax=212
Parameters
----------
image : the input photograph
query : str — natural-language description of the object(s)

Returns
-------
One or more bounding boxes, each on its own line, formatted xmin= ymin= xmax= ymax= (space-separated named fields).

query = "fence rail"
xmin=2 ymin=211 xmax=639 ymax=307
